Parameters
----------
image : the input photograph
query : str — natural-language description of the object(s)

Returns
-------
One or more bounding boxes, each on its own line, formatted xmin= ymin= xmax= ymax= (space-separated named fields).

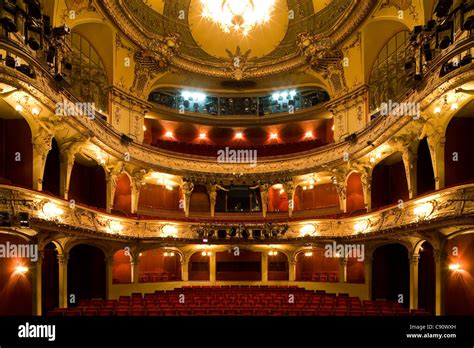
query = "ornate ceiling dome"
xmin=101 ymin=0 xmax=377 ymax=81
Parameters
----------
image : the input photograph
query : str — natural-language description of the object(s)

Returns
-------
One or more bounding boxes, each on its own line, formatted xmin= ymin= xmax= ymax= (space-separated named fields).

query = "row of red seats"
xmin=153 ymin=139 xmax=324 ymax=158
xmin=48 ymin=286 xmax=430 ymax=316
xmin=301 ymin=272 xmax=338 ymax=282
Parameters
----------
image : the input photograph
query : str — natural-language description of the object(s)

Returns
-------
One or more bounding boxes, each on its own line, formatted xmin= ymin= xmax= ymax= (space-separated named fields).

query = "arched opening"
xmin=188 ymin=252 xmax=210 ymax=281
xmin=42 ymin=138 xmax=61 ymax=197
xmin=372 ymin=243 xmax=409 ymax=308
xmin=268 ymin=184 xmax=288 ymax=212
xmin=215 ymin=185 xmax=260 ymax=213
xmin=112 ymin=249 xmax=132 ymax=284
xmin=418 ymin=241 xmax=435 ymax=314
xmin=138 ymin=249 xmax=182 ymax=283
xmin=189 ymin=184 xmax=209 ymax=213
xmin=346 ymin=172 xmax=366 ymax=214
xmin=295 ymin=249 xmax=339 ymax=282
xmin=293 ymin=183 xmax=340 ymax=212
xmin=371 ymin=152 xmax=409 ymax=210
xmin=138 ymin=183 xmax=181 ymax=212
xmin=445 ymin=232 xmax=474 ymax=315
xmin=216 ymin=249 xmax=262 ymax=281
xmin=268 ymin=252 xmax=289 ymax=281
xmin=67 ymin=244 xmax=106 ymax=304
xmin=69 ymin=160 xmax=106 ymax=210
xmin=417 ymin=138 xmax=435 ymax=195
xmin=113 ymin=173 xmax=132 ymax=215
xmin=0 ymin=105 xmax=33 ymax=188
xmin=0 ymin=233 xmax=33 ymax=315
xmin=66 ymin=30 xmax=110 ymax=114
xmin=41 ymin=242 xmax=59 ymax=315
xmin=445 ymin=101 xmax=474 ymax=186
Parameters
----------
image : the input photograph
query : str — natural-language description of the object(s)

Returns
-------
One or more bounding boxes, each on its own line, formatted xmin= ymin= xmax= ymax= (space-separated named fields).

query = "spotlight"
xmin=18 ymin=212 xmax=29 ymax=227
xmin=52 ymin=25 xmax=70 ymax=37
xmin=270 ymin=133 xmax=278 ymax=140
xmin=0 ymin=212 xmax=12 ymax=227
xmin=25 ymin=0 xmax=42 ymax=20
xmin=461 ymin=54 xmax=473 ymax=66
xmin=199 ymin=133 xmax=206 ymax=139
xmin=217 ymin=230 xmax=227 ymax=239
xmin=235 ymin=132 xmax=243 ymax=139
xmin=434 ymin=0 xmax=453 ymax=18
xmin=1 ymin=6 xmax=17 ymax=33
xmin=165 ymin=131 xmax=173 ymax=138
xmin=46 ymin=46 xmax=57 ymax=65
xmin=423 ymin=42 xmax=433 ymax=62
xmin=304 ymin=131 xmax=313 ymax=138
xmin=436 ymin=21 xmax=453 ymax=50
xmin=25 ymin=24 xmax=42 ymax=51
xmin=252 ymin=229 xmax=261 ymax=239
xmin=5 ymin=55 xmax=16 ymax=68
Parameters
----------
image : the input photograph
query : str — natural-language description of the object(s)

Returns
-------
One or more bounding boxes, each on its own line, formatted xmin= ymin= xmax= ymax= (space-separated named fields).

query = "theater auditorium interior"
xmin=0 ymin=0 xmax=474 ymax=331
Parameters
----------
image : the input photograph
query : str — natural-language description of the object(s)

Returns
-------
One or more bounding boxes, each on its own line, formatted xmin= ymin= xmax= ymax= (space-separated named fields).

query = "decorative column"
xmin=131 ymin=170 xmax=145 ymax=214
xmin=402 ymin=148 xmax=418 ymax=199
xmin=131 ymin=254 xmax=140 ymax=284
xmin=59 ymin=136 xmax=90 ymax=200
xmin=283 ymin=181 xmax=296 ymax=217
xmin=361 ymin=169 xmax=372 ymax=212
xmin=427 ymin=135 xmax=446 ymax=190
xmin=59 ymin=151 xmax=75 ymax=200
xmin=261 ymin=252 xmax=269 ymax=283
xmin=31 ymin=250 xmax=43 ymax=315
xmin=409 ymin=253 xmax=420 ymax=310
xmin=434 ymin=250 xmax=446 ymax=315
xmin=259 ymin=184 xmax=270 ymax=218
xmin=181 ymin=258 xmax=189 ymax=281
xmin=106 ymin=172 xmax=118 ymax=214
xmin=57 ymin=253 xmax=68 ymax=308
xmin=32 ymin=129 xmax=53 ymax=191
xmin=339 ymin=257 xmax=348 ymax=283
xmin=209 ymin=252 xmax=216 ymax=284
xmin=364 ymin=255 xmax=373 ymax=300
xmin=105 ymin=255 xmax=113 ymax=300
xmin=288 ymin=259 xmax=296 ymax=281
xmin=181 ymin=180 xmax=194 ymax=218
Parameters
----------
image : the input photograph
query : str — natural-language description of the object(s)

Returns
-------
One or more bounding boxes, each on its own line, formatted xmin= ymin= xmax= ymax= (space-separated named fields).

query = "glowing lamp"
xmin=165 ymin=131 xmax=174 ymax=138
xmin=449 ymin=263 xmax=461 ymax=272
xmin=300 ymin=224 xmax=316 ymax=237
xmin=15 ymin=265 xmax=28 ymax=274
xmin=235 ymin=132 xmax=243 ymax=139
xmin=42 ymin=202 xmax=64 ymax=219
xmin=304 ymin=251 xmax=313 ymax=257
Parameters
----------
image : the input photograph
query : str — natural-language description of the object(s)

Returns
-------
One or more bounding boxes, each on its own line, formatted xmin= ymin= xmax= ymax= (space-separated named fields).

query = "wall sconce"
xmin=304 ymin=251 xmax=313 ymax=257
xmin=268 ymin=250 xmax=278 ymax=256
xmin=448 ymin=263 xmax=461 ymax=272
xmin=15 ymin=264 xmax=28 ymax=274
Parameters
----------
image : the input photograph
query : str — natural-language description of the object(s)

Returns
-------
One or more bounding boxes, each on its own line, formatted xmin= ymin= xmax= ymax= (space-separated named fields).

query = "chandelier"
xmin=200 ymin=0 xmax=275 ymax=36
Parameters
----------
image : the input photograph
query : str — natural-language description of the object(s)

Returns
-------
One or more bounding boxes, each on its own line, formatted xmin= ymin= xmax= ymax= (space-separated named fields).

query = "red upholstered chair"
xmin=192 ymin=309 xmax=208 ymax=316
xmin=239 ymin=309 xmax=254 ymax=316
xmin=319 ymin=272 xmax=328 ymax=282
xmin=311 ymin=272 xmax=320 ymax=282
xmin=146 ymin=309 xmax=162 ymax=316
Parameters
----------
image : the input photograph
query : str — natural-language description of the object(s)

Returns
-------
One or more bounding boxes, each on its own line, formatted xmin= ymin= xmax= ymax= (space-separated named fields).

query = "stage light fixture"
xmin=18 ymin=212 xmax=29 ymax=227
xmin=0 ymin=212 xmax=12 ymax=227
xmin=434 ymin=0 xmax=453 ymax=18
xmin=1 ymin=6 xmax=17 ymax=33
xmin=436 ymin=21 xmax=454 ymax=50
xmin=15 ymin=265 xmax=29 ymax=274
xmin=52 ymin=24 xmax=70 ymax=37
xmin=449 ymin=263 xmax=461 ymax=272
